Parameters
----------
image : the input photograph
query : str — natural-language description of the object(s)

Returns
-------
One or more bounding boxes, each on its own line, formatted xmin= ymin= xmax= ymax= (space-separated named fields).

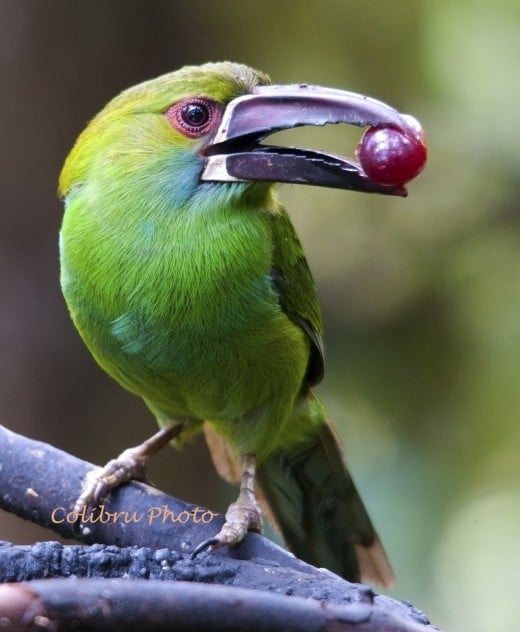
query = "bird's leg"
xmin=192 ymin=454 xmax=262 ymax=556
xmin=74 ymin=424 xmax=183 ymax=518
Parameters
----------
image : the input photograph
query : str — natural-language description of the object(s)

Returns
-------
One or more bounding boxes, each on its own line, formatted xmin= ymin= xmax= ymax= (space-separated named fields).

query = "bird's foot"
xmin=74 ymin=448 xmax=149 ymax=517
xmin=192 ymin=496 xmax=262 ymax=556
xmin=192 ymin=454 xmax=261 ymax=556
xmin=73 ymin=424 xmax=183 ymax=533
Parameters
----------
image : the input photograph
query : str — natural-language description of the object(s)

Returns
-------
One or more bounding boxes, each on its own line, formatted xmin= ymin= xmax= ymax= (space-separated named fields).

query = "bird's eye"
xmin=182 ymin=103 xmax=209 ymax=127
xmin=166 ymin=97 xmax=220 ymax=139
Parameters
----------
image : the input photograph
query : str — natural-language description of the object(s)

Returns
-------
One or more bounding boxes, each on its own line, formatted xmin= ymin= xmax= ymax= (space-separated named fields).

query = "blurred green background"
xmin=1 ymin=1 xmax=518 ymax=629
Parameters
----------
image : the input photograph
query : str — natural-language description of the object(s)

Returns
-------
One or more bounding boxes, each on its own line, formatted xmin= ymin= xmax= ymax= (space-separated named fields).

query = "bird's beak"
xmin=201 ymin=84 xmax=412 ymax=196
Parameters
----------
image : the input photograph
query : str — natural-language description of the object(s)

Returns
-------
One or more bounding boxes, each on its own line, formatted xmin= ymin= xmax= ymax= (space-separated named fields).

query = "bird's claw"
xmin=71 ymin=426 xmax=183 ymax=536
xmin=190 ymin=537 xmax=219 ymax=559
xmin=191 ymin=497 xmax=262 ymax=558
xmin=72 ymin=447 xmax=151 ymax=532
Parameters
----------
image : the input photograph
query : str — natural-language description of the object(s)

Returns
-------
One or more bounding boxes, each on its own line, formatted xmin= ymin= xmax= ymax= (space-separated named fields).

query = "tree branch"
xmin=0 ymin=578 xmax=434 ymax=632
xmin=0 ymin=424 xmax=438 ymax=631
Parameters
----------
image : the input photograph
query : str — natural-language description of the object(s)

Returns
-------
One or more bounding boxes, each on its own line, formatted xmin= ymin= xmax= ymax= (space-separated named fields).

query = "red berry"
xmin=357 ymin=116 xmax=427 ymax=187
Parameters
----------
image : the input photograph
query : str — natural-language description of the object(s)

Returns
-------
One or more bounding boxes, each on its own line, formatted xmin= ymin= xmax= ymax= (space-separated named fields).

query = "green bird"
xmin=59 ymin=61 xmax=412 ymax=587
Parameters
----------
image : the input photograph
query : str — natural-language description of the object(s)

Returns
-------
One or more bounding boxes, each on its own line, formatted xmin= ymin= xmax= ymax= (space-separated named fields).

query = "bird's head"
xmin=59 ymin=61 xmax=424 ymax=211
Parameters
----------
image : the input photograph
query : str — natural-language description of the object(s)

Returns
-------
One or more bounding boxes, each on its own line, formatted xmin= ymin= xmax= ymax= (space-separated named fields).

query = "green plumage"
xmin=59 ymin=62 xmax=392 ymax=585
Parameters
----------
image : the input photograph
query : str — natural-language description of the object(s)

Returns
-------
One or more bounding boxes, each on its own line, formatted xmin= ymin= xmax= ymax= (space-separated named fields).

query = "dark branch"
xmin=0 ymin=578 xmax=433 ymax=632
xmin=0 ymin=424 xmax=437 ymax=631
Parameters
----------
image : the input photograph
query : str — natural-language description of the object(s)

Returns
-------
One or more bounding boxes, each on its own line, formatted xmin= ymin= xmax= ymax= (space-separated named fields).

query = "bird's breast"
xmin=61 ymin=196 xmax=310 ymax=437
xmin=62 ymin=203 xmax=285 ymax=382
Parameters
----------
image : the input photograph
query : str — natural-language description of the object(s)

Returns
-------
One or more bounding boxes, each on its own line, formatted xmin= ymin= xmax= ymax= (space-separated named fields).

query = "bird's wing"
xmin=268 ymin=205 xmax=324 ymax=387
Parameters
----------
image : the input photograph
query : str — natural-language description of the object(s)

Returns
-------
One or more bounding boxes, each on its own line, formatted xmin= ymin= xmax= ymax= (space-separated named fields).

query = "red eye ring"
xmin=166 ymin=97 xmax=221 ymax=139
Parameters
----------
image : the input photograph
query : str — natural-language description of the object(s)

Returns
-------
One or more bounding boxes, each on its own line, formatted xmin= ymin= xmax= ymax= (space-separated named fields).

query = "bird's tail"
xmin=255 ymin=394 xmax=395 ymax=587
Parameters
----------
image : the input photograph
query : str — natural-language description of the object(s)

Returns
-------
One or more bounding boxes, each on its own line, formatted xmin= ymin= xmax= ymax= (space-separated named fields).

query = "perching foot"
xmin=73 ymin=424 xmax=182 ymax=530
xmin=192 ymin=454 xmax=261 ymax=556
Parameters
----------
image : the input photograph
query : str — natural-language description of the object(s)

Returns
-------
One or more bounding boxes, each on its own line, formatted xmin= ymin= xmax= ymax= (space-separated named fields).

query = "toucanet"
xmin=59 ymin=61 xmax=426 ymax=586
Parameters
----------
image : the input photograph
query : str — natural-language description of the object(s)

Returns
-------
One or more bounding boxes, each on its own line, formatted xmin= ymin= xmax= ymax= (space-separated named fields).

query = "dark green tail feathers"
xmin=256 ymin=412 xmax=394 ymax=587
